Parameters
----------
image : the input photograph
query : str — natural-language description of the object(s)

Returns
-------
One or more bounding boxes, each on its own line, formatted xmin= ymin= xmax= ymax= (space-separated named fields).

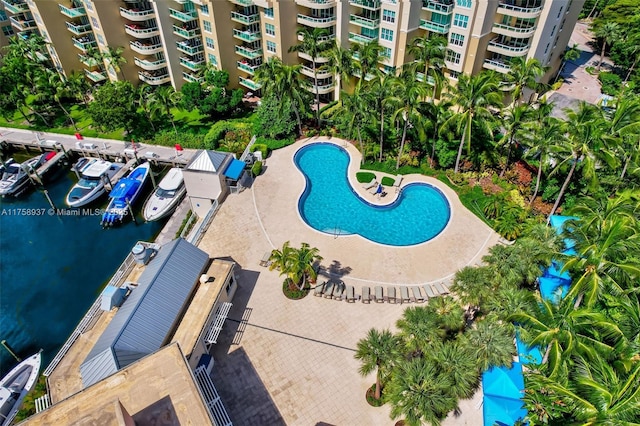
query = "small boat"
xmin=142 ymin=168 xmax=186 ymax=222
xmin=0 ymin=155 xmax=45 ymax=197
xmin=101 ymin=162 xmax=151 ymax=227
xmin=65 ymin=159 xmax=123 ymax=207
xmin=0 ymin=351 xmax=42 ymax=426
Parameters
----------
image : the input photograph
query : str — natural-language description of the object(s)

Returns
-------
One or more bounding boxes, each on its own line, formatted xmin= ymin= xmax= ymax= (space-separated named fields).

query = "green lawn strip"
xmin=380 ymin=176 xmax=395 ymax=186
xmin=356 ymin=171 xmax=376 ymax=183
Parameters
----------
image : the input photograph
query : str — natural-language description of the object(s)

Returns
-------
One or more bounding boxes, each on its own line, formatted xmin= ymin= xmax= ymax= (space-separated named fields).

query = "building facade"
xmin=1 ymin=0 xmax=583 ymax=99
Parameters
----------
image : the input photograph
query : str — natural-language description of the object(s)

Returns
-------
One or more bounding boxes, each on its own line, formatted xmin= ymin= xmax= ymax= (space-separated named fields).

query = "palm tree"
xmin=451 ymin=266 xmax=497 ymax=319
xmin=369 ymin=73 xmax=395 ymax=162
xmin=428 ymin=340 xmax=480 ymax=399
xmin=288 ymin=27 xmax=332 ymax=127
xmin=341 ymin=86 xmax=370 ymax=163
xmin=269 ymin=241 xmax=322 ymax=290
xmin=66 ymin=70 xmax=90 ymax=108
xmin=396 ymin=306 xmax=446 ymax=357
xmin=603 ymin=96 xmax=640 ymax=183
xmin=103 ymin=46 xmax=128 ymax=80
xmin=46 ymin=71 xmax=77 ymax=130
xmin=278 ymin=63 xmax=310 ymax=136
xmin=354 ymin=328 xmax=399 ymax=401
xmin=152 ymin=85 xmax=181 ymax=133
xmin=428 ymin=296 xmax=465 ymax=335
xmin=388 ymin=67 xmax=428 ymax=170
xmin=499 ymin=103 xmax=534 ymax=176
xmin=421 ymin=98 xmax=453 ymax=168
xmin=326 ymin=41 xmax=355 ymax=97
xmin=137 ymin=84 xmax=159 ymax=131
xmin=407 ymin=34 xmax=446 ymax=100
xmin=556 ymin=44 xmax=581 ymax=83
xmin=593 ymin=22 xmax=621 ymax=72
xmin=503 ymin=57 xmax=546 ymax=104
xmin=254 ymin=57 xmax=283 ymax=101
xmin=443 ymin=71 xmax=502 ymax=173
xmin=461 ymin=320 xmax=516 ymax=372
xmin=352 ymin=40 xmax=383 ymax=86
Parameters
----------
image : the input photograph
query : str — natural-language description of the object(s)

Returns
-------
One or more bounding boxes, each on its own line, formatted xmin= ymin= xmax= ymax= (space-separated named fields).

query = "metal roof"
xmin=80 ymin=238 xmax=209 ymax=388
xmin=186 ymin=150 xmax=230 ymax=173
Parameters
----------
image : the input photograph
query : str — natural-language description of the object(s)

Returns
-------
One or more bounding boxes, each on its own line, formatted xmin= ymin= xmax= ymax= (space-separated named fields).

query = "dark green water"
xmin=0 ymin=167 xmax=163 ymax=375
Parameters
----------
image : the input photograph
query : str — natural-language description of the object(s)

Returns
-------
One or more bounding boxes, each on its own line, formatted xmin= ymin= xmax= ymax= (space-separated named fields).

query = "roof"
xmin=187 ymin=150 xmax=230 ymax=173
xmin=223 ymin=158 xmax=245 ymax=180
xmin=158 ymin=168 xmax=184 ymax=191
xmin=82 ymin=160 xmax=115 ymax=178
xmin=80 ymin=238 xmax=209 ymax=388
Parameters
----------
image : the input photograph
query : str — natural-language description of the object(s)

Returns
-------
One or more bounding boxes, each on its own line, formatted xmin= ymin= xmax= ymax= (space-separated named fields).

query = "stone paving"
xmin=200 ymin=138 xmax=498 ymax=425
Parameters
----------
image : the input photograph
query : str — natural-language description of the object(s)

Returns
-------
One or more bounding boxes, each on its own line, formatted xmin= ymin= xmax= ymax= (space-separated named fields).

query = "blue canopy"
xmin=516 ymin=335 xmax=543 ymax=365
xmin=483 ymin=362 xmax=524 ymax=399
xmin=545 ymin=260 xmax=571 ymax=281
xmin=539 ymin=276 xmax=570 ymax=304
xmin=223 ymin=158 xmax=245 ymax=180
xmin=483 ymin=394 xmax=527 ymax=426
xmin=549 ymin=215 xmax=578 ymax=234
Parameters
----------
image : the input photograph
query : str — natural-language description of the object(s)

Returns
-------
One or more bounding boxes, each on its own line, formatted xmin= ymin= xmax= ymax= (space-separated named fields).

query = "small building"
xmin=183 ymin=150 xmax=246 ymax=218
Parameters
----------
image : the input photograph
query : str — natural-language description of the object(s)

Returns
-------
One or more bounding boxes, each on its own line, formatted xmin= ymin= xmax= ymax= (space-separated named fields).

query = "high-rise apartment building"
xmin=1 ymin=0 xmax=584 ymax=101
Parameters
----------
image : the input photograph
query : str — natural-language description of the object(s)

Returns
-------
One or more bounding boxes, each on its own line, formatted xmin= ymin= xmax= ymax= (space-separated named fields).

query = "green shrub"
xmin=203 ymin=120 xmax=252 ymax=150
xmin=319 ymin=100 xmax=338 ymax=115
xmin=356 ymin=171 xmax=376 ymax=183
xmin=381 ymin=176 xmax=395 ymax=186
xmin=252 ymin=143 xmax=268 ymax=159
xmin=147 ymin=130 xmax=205 ymax=149
xmin=256 ymin=136 xmax=295 ymax=151
xmin=585 ymin=66 xmax=595 ymax=75
xmin=282 ymin=278 xmax=310 ymax=299
xmin=251 ymin=160 xmax=263 ymax=177
xmin=598 ymin=72 xmax=622 ymax=96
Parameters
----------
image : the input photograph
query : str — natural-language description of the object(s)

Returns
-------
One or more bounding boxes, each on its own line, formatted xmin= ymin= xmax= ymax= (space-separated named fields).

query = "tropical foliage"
xmin=269 ymin=241 xmax=323 ymax=291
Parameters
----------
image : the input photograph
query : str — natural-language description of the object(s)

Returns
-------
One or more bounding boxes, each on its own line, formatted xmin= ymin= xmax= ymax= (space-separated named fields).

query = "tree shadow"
xmin=317 ymin=260 xmax=353 ymax=280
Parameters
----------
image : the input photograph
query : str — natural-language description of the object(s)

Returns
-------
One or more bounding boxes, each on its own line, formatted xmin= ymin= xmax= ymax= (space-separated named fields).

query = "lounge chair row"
xmin=313 ymin=281 xmax=450 ymax=304
xmin=313 ymin=281 xmax=356 ymax=302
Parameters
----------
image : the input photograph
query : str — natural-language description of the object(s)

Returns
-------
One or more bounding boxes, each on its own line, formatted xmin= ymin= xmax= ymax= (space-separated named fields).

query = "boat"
xmin=0 ymin=351 xmax=42 ymax=426
xmin=101 ymin=162 xmax=151 ymax=227
xmin=0 ymin=155 xmax=45 ymax=197
xmin=142 ymin=167 xmax=186 ymax=222
xmin=65 ymin=159 xmax=124 ymax=208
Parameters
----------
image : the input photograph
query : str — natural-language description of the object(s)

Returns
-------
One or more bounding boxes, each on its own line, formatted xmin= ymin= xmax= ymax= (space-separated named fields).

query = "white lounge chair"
xmin=345 ymin=285 xmax=356 ymax=303
xmin=374 ymin=286 xmax=384 ymax=303
xmin=362 ymin=286 xmax=371 ymax=303
xmin=434 ymin=282 xmax=448 ymax=294
xmin=333 ymin=281 xmax=345 ymax=300
xmin=362 ymin=178 xmax=378 ymax=190
xmin=313 ymin=281 xmax=326 ymax=297
xmin=369 ymin=183 xmax=381 ymax=195
xmin=423 ymin=285 xmax=436 ymax=299
xmin=259 ymin=251 xmax=271 ymax=267
xmin=400 ymin=286 xmax=411 ymax=303
xmin=386 ymin=286 xmax=397 ymax=303
xmin=323 ymin=281 xmax=335 ymax=298
xmin=393 ymin=175 xmax=403 ymax=192
xmin=411 ymin=287 xmax=424 ymax=303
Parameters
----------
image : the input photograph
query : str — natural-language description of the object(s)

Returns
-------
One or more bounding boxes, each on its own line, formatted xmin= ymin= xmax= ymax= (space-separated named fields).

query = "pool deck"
xmin=198 ymin=137 xmax=498 ymax=425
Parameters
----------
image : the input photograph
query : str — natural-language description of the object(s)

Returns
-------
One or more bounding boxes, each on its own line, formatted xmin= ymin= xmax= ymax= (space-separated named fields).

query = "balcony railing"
xmin=125 ymin=24 xmax=159 ymax=37
xmin=10 ymin=16 xmax=36 ymax=30
xmin=231 ymin=11 xmax=260 ymax=25
xmin=415 ymin=72 xmax=436 ymax=85
xmin=66 ymin=21 xmax=92 ymax=35
xmin=492 ymin=22 xmax=536 ymax=36
xmin=235 ymin=45 xmax=262 ymax=59
xmin=180 ymin=56 xmax=204 ymax=71
xmin=129 ymin=41 xmax=163 ymax=54
xmin=348 ymin=32 xmax=375 ymax=44
xmin=84 ymin=69 xmax=107 ymax=82
xmin=301 ymin=65 xmax=331 ymax=78
xmin=134 ymin=57 xmax=167 ymax=70
xmin=237 ymin=60 xmax=261 ymax=74
xmin=488 ymin=37 xmax=530 ymax=53
xmin=239 ymin=76 xmax=262 ymax=91
xmin=72 ymin=36 xmax=96 ymax=51
xmin=308 ymin=82 xmax=334 ymax=93
xmin=183 ymin=72 xmax=204 ymax=83
xmin=349 ymin=14 xmax=380 ymax=29
xmin=176 ymin=41 xmax=203 ymax=55
xmin=233 ymin=28 xmax=261 ymax=42
xmin=419 ymin=19 xmax=450 ymax=33
xmin=349 ymin=0 xmax=381 ymax=9
xmin=297 ymin=14 xmax=336 ymax=25
xmin=78 ymin=54 xmax=99 ymax=67
xmin=59 ymin=4 xmax=86 ymax=18
xmin=483 ymin=58 xmax=511 ymax=72
xmin=168 ymin=8 xmax=198 ymax=22
xmin=497 ymin=1 xmax=543 ymax=14
xmin=119 ymin=7 xmax=155 ymax=21
xmin=229 ymin=0 xmax=254 ymax=6
xmin=172 ymin=25 xmax=201 ymax=39
xmin=422 ymin=0 xmax=454 ymax=14
xmin=2 ymin=0 xmax=29 ymax=14
xmin=138 ymin=71 xmax=171 ymax=85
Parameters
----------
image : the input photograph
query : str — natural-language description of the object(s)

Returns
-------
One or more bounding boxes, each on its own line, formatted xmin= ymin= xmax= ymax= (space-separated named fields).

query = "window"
xmin=205 ymin=37 xmax=214 ymax=49
xmin=382 ymin=46 xmax=391 ymax=58
xmin=208 ymin=53 xmax=217 ymax=65
xmin=449 ymin=70 xmax=460 ymax=79
xmin=456 ymin=0 xmax=472 ymax=7
xmin=267 ymin=40 xmax=276 ymax=53
xmin=0 ymin=11 xmax=7 ymax=22
xmin=200 ymin=4 xmax=209 ymax=15
xmin=380 ymin=28 xmax=393 ymax=41
xmin=544 ymin=42 xmax=550 ymax=54
xmin=550 ymin=25 xmax=556 ymax=37
xmin=91 ymin=17 xmax=99 ymax=29
xmin=557 ymin=7 xmax=563 ymax=18
xmin=34 ymin=13 xmax=42 ymax=24
xmin=382 ymin=10 xmax=395 ymax=23
xmin=2 ymin=25 xmax=13 ymax=36
xmin=203 ymin=20 xmax=211 ymax=32
xmin=265 ymin=23 xmax=275 ymax=36
xmin=449 ymin=33 xmax=464 ymax=47
xmin=225 ymin=277 xmax=235 ymax=295
xmin=453 ymin=14 xmax=469 ymax=28
xmin=84 ymin=0 xmax=93 ymax=11
xmin=264 ymin=8 xmax=274 ymax=18
xmin=445 ymin=49 xmax=461 ymax=64
xmin=97 ymin=34 xmax=105 ymax=46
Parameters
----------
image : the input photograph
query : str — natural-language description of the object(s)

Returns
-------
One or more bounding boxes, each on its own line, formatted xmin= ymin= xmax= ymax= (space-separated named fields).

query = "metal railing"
xmin=239 ymin=135 xmax=257 ymax=163
xmin=185 ymin=200 xmax=220 ymax=245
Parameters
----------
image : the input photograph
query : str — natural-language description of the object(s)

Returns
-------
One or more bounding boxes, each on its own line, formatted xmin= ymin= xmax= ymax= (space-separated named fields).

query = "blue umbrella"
xmin=483 ymin=394 xmax=527 ymax=426
xmin=482 ymin=363 xmax=524 ymax=399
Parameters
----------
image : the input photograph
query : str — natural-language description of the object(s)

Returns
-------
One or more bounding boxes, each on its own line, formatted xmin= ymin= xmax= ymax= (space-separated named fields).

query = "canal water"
xmin=0 ymin=162 xmax=164 ymax=375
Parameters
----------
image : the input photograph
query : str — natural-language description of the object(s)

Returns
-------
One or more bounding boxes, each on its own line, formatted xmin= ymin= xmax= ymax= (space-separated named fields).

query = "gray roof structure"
xmin=186 ymin=150 xmax=230 ymax=173
xmin=80 ymin=238 xmax=209 ymax=388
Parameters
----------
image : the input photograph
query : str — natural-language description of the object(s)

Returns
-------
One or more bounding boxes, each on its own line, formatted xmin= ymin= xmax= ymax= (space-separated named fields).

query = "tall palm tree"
xmin=354 ymin=328 xmax=400 ymax=400
xmin=421 ymin=98 xmax=453 ymax=168
xmin=499 ymin=103 xmax=534 ymax=176
xmin=428 ymin=340 xmax=480 ymax=400
xmin=289 ymin=242 xmax=323 ymax=289
xmin=288 ymin=27 xmax=332 ymax=127
xmin=396 ymin=306 xmax=446 ymax=357
xmin=66 ymin=70 xmax=90 ymax=108
xmin=593 ymin=22 xmax=621 ymax=72
xmin=603 ymin=96 xmax=640 ymax=183
xmin=388 ymin=67 xmax=428 ymax=170
xmin=503 ymin=57 xmax=546 ymax=104
xmin=255 ymin=57 xmax=283 ymax=101
xmin=369 ymin=72 xmax=395 ymax=162
xmin=407 ymin=34 xmax=446 ymax=100
xmin=152 ymin=85 xmax=182 ymax=133
xmin=461 ymin=320 xmax=516 ymax=372
xmin=341 ymin=86 xmax=370 ymax=163
xmin=451 ymin=266 xmax=497 ymax=319
xmin=137 ymin=84 xmax=158 ymax=131
xmin=326 ymin=41 xmax=355 ymax=97
xmin=443 ymin=71 xmax=502 ymax=173
xmin=46 ymin=71 xmax=77 ymax=130
xmin=278 ymin=63 xmax=309 ymax=136
xmin=103 ymin=46 xmax=128 ymax=80
xmin=352 ymin=40 xmax=383 ymax=86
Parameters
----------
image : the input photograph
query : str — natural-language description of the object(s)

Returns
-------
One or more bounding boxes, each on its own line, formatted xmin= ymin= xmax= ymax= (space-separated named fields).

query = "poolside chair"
xmin=259 ymin=251 xmax=271 ymax=267
xmin=362 ymin=178 xmax=378 ymax=190
xmin=362 ymin=286 xmax=371 ymax=303
xmin=423 ymin=285 xmax=436 ymax=299
xmin=333 ymin=281 xmax=345 ymax=300
xmin=323 ymin=281 xmax=335 ymax=299
xmin=400 ymin=286 xmax=411 ymax=304
xmin=386 ymin=286 xmax=397 ymax=303
xmin=369 ymin=183 xmax=381 ymax=195
xmin=345 ymin=285 xmax=356 ymax=303
xmin=393 ymin=175 xmax=403 ymax=193
xmin=374 ymin=286 xmax=384 ymax=303
xmin=313 ymin=281 xmax=326 ymax=297
xmin=411 ymin=287 xmax=424 ymax=303
xmin=434 ymin=282 xmax=449 ymax=295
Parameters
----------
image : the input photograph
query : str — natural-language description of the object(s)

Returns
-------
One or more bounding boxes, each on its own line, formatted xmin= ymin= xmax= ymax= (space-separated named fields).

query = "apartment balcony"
xmin=130 ymin=40 xmax=163 ymax=55
xmin=348 ymin=32 xmax=375 ymax=44
xmin=183 ymin=72 xmax=204 ymax=83
xmin=296 ymin=14 xmax=336 ymax=28
xmin=295 ymin=0 xmax=336 ymax=9
xmin=125 ymin=23 xmax=160 ymax=38
xmin=492 ymin=22 xmax=536 ymax=37
xmin=231 ymin=11 xmax=260 ymax=25
xmin=297 ymin=32 xmax=335 ymax=43
xmin=72 ymin=36 xmax=96 ymax=52
xmin=301 ymin=65 xmax=331 ymax=79
xmin=349 ymin=14 xmax=380 ymax=29
xmin=176 ymin=41 xmax=203 ymax=55
xmin=237 ymin=60 xmax=261 ymax=75
xmin=235 ymin=45 xmax=262 ymax=59
xmin=306 ymin=82 xmax=334 ymax=94
xmin=419 ymin=19 xmax=450 ymax=33
xmin=10 ymin=16 xmax=36 ymax=31
xmin=78 ymin=54 xmax=99 ymax=67
xmin=487 ymin=37 xmax=530 ymax=57
xmin=119 ymin=7 xmax=155 ymax=21
xmin=233 ymin=28 xmax=261 ymax=43
xmin=497 ymin=0 xmax=543 ymax=19
xmin=229 ymin=0 xmax=254 ymax=6
xmin=179 ymin=56 xmax=204 ymax=71
xmin=421 ymin=0 xmax=454 ymax=14
xmin=172 ymin=25 xmax=201 ymax=39
xmin=66 ymin=21 xmax=92 ymax=35
xmin=168 ymin=8 xmax=198 ymax=22
xmin=415 ymin=72 xmax=436 ymax=86
xmin=59 ymin=3 xmax=86 ymax=18
xmin=483 ymin=58 xmax=511 ymax=73
xmin=84 ymin=69 xmax=107 ymax=82
xmin=17 ymin=30 xmax=34 ymax=40
xmin=349 ymin=0 xmax=381 ymax=10
xmin=138 ymin=70 xmax=171 ymax=85
xmin=134 ymin=57 xmax=167 ymax=70
xmin=298 ymin=51 xmax=329 ymax=63
xmin=239 ymin=76 xmax=262 ymax=91
xmin=2 ymin=0 xmax=29 ymax=14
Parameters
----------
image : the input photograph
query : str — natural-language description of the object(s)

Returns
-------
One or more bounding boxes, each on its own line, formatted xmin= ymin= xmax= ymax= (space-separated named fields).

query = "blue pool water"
xmin=294 ymin=143 xmax=450 ymax=246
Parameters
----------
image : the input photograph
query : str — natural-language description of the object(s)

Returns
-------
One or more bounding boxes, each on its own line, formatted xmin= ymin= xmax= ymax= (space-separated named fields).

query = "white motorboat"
xmin=0 ymin=351 xmax=42 ymax=426
xmin=101 ymin=162 xmax=151 ymax=227
xmin=0 ymin=155 xmax=45 ymax=197
xmin=65 ymin=159 xmax=123 ymax=207
xmin=142 ymin=167 xmax=186 ymax=222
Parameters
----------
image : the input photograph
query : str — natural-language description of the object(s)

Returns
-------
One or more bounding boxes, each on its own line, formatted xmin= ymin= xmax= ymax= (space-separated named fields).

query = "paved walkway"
xmin=200 ymin=137 xmax=498 ymax=425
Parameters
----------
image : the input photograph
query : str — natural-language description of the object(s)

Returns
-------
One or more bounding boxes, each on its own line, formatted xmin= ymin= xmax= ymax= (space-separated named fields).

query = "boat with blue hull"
xmin=101 ymin=162 xmax=150 ymax=227
xmin=0 ymin=351 xmax=41 ymax=426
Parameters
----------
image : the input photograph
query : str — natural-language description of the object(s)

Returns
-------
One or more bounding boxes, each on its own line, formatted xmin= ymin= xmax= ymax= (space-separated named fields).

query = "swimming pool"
xmin=294 ymin=143 xmax=451 ymax=246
